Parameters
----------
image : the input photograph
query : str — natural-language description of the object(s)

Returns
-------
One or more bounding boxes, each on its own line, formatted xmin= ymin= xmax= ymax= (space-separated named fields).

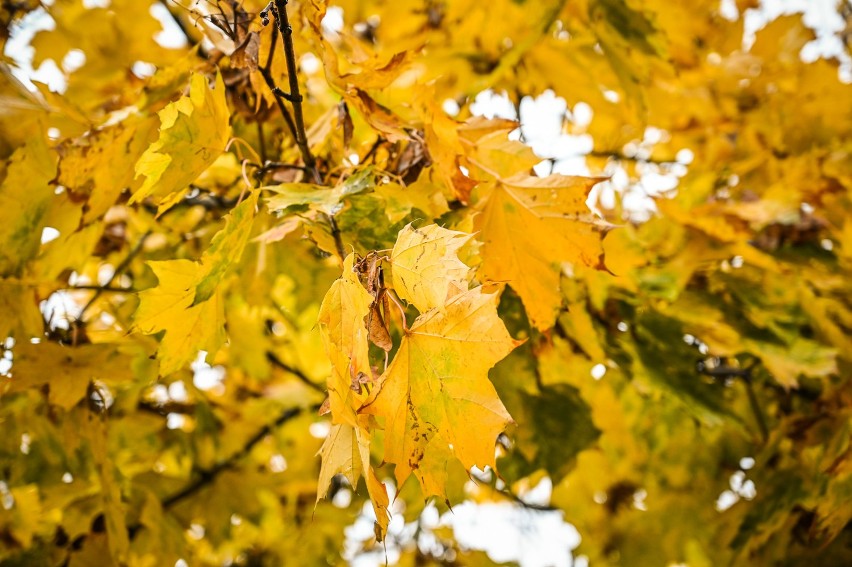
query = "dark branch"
xmin=66 ymin=285 xmax=135 ymax=293
xmin=258 ymin=24 xmax=301 ymax=152
xmin=78 ymin=230 xmax=152 ymax=322
xmin=585 ymin=149 xmax=674 ymax=166
xmin=266 ymin=351 xmax=325 ymax=393
xmin=326 ymin=214 xmax=347 ymax=264
xmin=162 ymin=405 xmax=310 ymax=509
xmin=270 ymin=0 xmax=321 ymax=183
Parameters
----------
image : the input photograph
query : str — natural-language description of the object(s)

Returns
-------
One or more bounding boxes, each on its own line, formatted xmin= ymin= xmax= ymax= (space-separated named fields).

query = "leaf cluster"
xmin=0 ymin=0 xmax=851 ymax=565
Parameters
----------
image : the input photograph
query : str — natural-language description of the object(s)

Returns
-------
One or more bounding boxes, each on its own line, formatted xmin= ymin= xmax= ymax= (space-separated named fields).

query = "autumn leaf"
xmin=56 ymin=114 xmax=159 ymax=223
xmin=132 ymin=73 xmax=230 ymax=214
xmin=134 ymin=192 xmax=258 ymax=374
xmin=475 ymin=173 xmax=611 ymax=329
xmin=316 ymin=420 xmax=389 ymax=537
xmin=5 ymin=342 xmax=131 ymax=410
xmin=133 ymin=259 xmax=227 ymax=376
xmin=3 ymin=0 xmax=852 ymax=564
xmin=316 ymin=253 xmax=375 ymax=425
xmin=390 ymin=223 xmax=473 ymax=313
xmin=0 ymin=138 xmax=56 ymax=276
xmin=362 ymin=287 xmax=521 ymax=498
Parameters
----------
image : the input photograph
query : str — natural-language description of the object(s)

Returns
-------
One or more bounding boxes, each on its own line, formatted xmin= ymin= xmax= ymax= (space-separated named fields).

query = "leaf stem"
xmin=385 ymin=288 xmax=409 ymax=333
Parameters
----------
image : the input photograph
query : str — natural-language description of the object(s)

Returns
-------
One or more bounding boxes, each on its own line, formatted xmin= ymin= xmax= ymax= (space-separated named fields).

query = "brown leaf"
xmin=231 ymin=31 xmax=260 ymax=71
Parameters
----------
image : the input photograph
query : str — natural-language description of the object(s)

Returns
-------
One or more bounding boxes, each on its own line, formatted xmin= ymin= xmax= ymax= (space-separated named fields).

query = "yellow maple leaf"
xmin=317 ymin=254 xmax=375 ymax=425
xmin=0 ymin=138 xmax=56 ymax=277
xmin=317 ymin=420 xmax=389 ymax=537
xmin=390 ymin=223 xmax=473 ymax=313
xmin=131 ymin=73 xmax=230 ymax=214
xmin=56 ymin=114 xmax=159 ymax=224
xmin=133 ymin=259 xmax=226 ymax=376
xmin=5 ymin=342 xmax=132 ymax=410
xmin=474 ymin=173 xmax=611 ymax=330
xmin=134 ymin=193 xmax=258 ymax=375
xmin=362 ymin=287 xmax=520 ymax=498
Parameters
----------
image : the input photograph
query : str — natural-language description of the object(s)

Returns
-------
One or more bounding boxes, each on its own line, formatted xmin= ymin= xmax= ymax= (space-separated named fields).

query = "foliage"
xmin=1 ymin=0 xmax=851 ymax=565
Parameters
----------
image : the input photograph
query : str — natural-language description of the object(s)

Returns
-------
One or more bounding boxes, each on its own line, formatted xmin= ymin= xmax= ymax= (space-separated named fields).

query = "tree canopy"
xmin=1 ymin=0 xmax=851 ymax=565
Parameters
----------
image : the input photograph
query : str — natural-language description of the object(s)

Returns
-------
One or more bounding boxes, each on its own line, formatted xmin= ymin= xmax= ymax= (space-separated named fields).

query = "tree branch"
xmin=78 ymin=230 xmax=152 ymax=322
xmin=161 ymin=405 xmax=311 ymax=509
xmin=268 ymin=0 xmax=321 ymax=183
xmin=258 ymin=24 xmax=302 ymax=153
xmin=326 ymin=213 xmax=347 ymax=263
xmin=585 ymin=149 xmax=674 ymax=166
xmin=266 ymin=351 xmax=325 ymax=393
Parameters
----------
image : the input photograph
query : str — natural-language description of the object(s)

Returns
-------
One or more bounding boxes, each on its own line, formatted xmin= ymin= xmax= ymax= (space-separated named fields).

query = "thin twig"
xmin=78 ymin=230 xmax=152 ymax=321
xmin=157 ymin=0 xmax=207 ymax=57
xmin=743 ymin=377 xmax=769 ymax=443
xmin=326 ymin=214 xmax=346 ymax=263
xmin=258 ymin=25 xmax=301 ymax=150
xmin=271 ymin=0 xmax=321 ymax=183
xmin=162 ymin=405 xmax=312 ymax=509
xmin=67 ymin=285 xmax=135 ymax=293
xmin=585 ymin=150 xmax=674 ymax=166
xmin=266 ymin=351 xmax=325 ymax=393
xmin=257 ymin=122 xmax=267 ymax=163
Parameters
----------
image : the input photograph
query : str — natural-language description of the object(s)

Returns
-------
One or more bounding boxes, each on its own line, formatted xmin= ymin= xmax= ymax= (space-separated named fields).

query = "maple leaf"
xmin=5 ymin=342 xmax=131 ymax=410
xmin=134 ymin=193 xmax=258 ymax=374
xmin=316 ymin=253 xmax=375 ymax=425
xmin=390 ymin=223 xmax=473 ymax=313
xmin=362 ymin=287 xmax=521 ymax=498
xmin=131 ymin=73 xmax=230 ymax=214
xmin=474 ymin=173 xmax=611 ymax=330
xmin=56 ymin=114 xmax=159 ymax=224
xmin=0 ymin=138 xmax=56 ymax=276
xmin=316 ymin=420 xmax=389 ymax=537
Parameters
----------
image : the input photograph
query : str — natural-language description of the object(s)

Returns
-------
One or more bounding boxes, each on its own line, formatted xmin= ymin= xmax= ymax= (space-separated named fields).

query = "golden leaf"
xmin=390 ymin=223 xmax=473 ymax=313
xmin=362 ymin=287 xmax=520 ymax=498
xmin=475 ymin=173 xmax=611 ymax=329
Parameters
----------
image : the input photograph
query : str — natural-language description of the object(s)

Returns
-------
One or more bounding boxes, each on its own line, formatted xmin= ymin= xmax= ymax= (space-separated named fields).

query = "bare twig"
xmin=157 ymin=0 xmax=207 ymax=57
xmin=266 ymin=0 xmax=321 ymax=183
xmin=326 ymin=214 xmax=346 ymax=263
xmin=266 ymin=351 xmax=325 ymax=393
xmin=67 ymin=285 xmax=135 ymax=293
xmin=162 ymin=405 xmax=314 ymax=509
xmin=258 ymin=24 xmax=302 ymax=151
xmin=78 ymin=230 xmax=152 ymax=322
xmin=585 ymin=150 xmax=674 ymax=166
